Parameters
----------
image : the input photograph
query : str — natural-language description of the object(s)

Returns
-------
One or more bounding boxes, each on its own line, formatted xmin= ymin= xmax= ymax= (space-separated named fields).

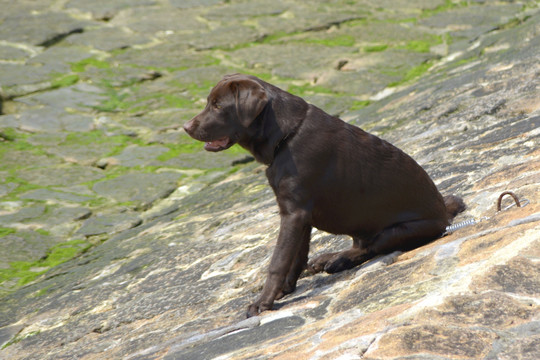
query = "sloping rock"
xmin=0 ymin=1 xmax=539 ymax=360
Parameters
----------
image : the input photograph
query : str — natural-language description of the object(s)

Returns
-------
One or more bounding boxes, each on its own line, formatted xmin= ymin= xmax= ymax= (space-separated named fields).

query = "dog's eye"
xmin=212 ymin=101 xmax=221 ymax=110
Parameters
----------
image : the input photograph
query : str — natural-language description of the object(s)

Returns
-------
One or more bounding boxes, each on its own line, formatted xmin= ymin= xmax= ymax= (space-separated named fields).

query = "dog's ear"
xmin=229 ymin=79 xmax=268 ymax=127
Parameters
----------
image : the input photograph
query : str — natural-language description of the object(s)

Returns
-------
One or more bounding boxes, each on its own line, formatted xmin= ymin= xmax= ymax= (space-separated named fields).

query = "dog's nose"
xmin=183 ymin=119 xmax=195 ymax=134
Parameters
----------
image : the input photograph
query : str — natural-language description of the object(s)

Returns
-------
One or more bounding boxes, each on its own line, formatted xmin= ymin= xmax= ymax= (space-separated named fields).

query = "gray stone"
xmin=19 ymin=83 xmax=106 ymax=111
xmin=20 ymin=189 xmax=92 ymax=203
xmin=26 ymin=46 xmax=95 ymax=73
xmin=112 ymin=42 xmax=202 ymax=68
xmin=0 ymin=230 xmax=53 ymax=263
xmin=0 ymin=183 xmax=18 ymax=198
xmin=420 ymin=4 xmax=525 ymax=41
xmin=65 ymin=26 xmax=153 ymax=51
xmin=228 ymin=43 xmax=355 ymax=80
xmin=65 ymin=0 xmax=157 ymax=20
xmin=0 ymin=64 xmax=58 ymax=97
xmin=0 ymin=324 xmax=25 ymax=350
xmin=1 ymin=149 xmax=62 ymax=169
xmin=111 ymin=144 xmax=169 ymax=167
xmin=169 ymin=0 xmax=222 ymax=8
xmin=0 ymin=205 xmax=46 ymax=226
xmin=46 ymin=143 xmax=115 ymax=166
xmin=76 ymin=213 xmax=142 ymax=237
xmin=0 ymin=11 xmax=94 ymax=46
xmin=17 ymin=164 xmax=105 ymax=187
xmin=182 ymin=25 xmax=263 ymax=51
xmin=3 ymin=107 xmax=95 ymax=133
xmin=111 ymin=6 xmax=207 ymax=35
xmin=0 ymin=1 xmax=55 ymax=19
xmin=92 ymin=172 xmax=183 ymax=206
xmin=27 ymin=133 xmax=67 ymax=147
xmin=203 ymin=0 xmax=287 ymax=19
xmin=166 ymin=316 xmax=305 ymax=359
xmin=0 ymin=44 xmax=32 ymax=61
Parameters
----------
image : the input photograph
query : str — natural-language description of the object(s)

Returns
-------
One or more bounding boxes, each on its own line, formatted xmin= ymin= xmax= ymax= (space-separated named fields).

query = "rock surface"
xmin=1 ymin=1 xmax=539 ymax=359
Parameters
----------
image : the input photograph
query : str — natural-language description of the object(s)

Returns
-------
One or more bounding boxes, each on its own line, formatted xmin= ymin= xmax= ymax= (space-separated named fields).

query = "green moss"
xmin=287 ymin=83 xmax=336 ymax=97
xmin=0 ymin=239 xmax=91 ymax=289
xmin=303 ymin=34 xmax=356 ymax=47
xmin=33 ymin=284 xmax=53 ymax=297
xmin=259 ymin=31 xmax=294 ymax=44
xmin=400 ymin=40 xmax=432 ymax=53
xmin=71 ymin=58 xmax=111 ymax=73
xmin=158 ymin=141 xmax=249 ymax=162
xmin=0 ymin=127 xmax=18 ymax=141
xmin=227 ymin=144 xmax=249 ymax=156
xmin=63 ymin=130 xmax=106 ymax=146
xmin=239 ymin=70 xmax=273 ymax=82
xmin=163 ymin=94 xmax=194 ymax=108
xmin=396 ymin=17 xmax=418 ymax=24
xmin=350 ymin=100 xmax=371 ymax=110
xmin=50 ymin=74 xmax=80 ymax=89
xmin=167 ymin=79 xmax=216 ymax=99
xmin=35 ymin=229 xmax=50 ymax=236
xmin=343 ymin=18 xmax=369 ymax=27
xmin=0 ymin=227 xmax=16 ymax=237
xmin=91 ymin=79 xmax=137 ymax=113
xmin=1 ymin=176 xmax=42 ymax=199
xmin=94 ymin=92 xmax=130 ymax=112
xmin=1 ymin=330 xmax=40 ymax=349
xmin=157 ymin=142 xmax=204 ymax=160
xmin=388 ymin=62 xmax=432 ymax=87
xmin=0 ymin=130 xmax=44 ymax=157
xmin=420 ymin=0 xmax=468 ymax=18
xmin=363 ymin=44 xmax=389 ymax=52
xmin=261 ymin=30 xmax=356 ymax=48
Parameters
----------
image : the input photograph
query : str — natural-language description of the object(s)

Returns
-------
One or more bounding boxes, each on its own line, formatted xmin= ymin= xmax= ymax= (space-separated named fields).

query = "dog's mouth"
xmin=204 ymin=137 xmax=234 ymax=152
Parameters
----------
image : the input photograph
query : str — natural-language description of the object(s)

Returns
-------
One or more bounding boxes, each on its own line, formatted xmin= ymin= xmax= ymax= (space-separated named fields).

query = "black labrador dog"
xmin=183 ymin=74 xmax=465 ymax=317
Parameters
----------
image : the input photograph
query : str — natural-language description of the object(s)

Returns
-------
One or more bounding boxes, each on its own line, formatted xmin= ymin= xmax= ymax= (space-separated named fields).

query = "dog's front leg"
xmin=247 ymin=210 xmax=311 ymax=317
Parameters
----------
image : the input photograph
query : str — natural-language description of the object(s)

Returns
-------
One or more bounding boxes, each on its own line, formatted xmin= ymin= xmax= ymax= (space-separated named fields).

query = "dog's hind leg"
xmin=308 ymin=219 xmax=446 ymax=274
xmin=308 ymin=236 xmax=370 ymax=274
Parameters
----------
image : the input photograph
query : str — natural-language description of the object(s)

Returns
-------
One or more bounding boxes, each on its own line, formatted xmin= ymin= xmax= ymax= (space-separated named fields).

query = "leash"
xmin=444 ymin=191 xmax=530 ymax=235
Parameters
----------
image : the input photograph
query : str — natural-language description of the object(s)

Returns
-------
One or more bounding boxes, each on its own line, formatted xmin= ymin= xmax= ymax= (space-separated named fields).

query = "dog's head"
xmin=183 ymin=74 xmax=268 ymax=152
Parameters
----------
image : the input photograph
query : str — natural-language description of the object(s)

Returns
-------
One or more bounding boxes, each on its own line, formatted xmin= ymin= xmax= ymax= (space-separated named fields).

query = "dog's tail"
xmin=444 ymin=195 xmax=466 ymax=220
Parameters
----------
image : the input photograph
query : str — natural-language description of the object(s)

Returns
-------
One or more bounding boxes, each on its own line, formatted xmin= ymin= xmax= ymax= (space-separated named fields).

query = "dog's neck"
xmin=240 ymin=95 xmax=307 ymax=165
